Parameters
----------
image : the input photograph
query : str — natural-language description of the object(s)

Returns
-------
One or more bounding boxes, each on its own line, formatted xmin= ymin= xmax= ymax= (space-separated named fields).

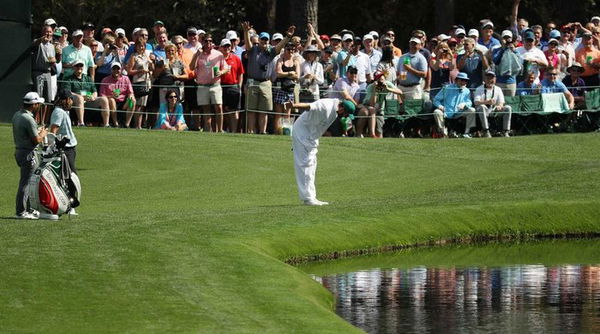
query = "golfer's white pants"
xmin=433 ymin=107 xmax=476 ymax=134
xmin=292 ymin=137 xmax=318 ymax=202
xmin=477 ymin=105 xmax=512 ymax=131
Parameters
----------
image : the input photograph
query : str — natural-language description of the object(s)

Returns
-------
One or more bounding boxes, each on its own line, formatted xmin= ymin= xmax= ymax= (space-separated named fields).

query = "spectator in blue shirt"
xmin=540 ymin=66 xmax=575 ymax=109
xmin=457 ymin=38 xmax=487 ymax=89
xmin=517 ymin=71 xmax=541 ymax=95
xmin=479 ymin=20 xmax=501 ymax=51
xmin=432 ymin=72 xmax=476 ymax=138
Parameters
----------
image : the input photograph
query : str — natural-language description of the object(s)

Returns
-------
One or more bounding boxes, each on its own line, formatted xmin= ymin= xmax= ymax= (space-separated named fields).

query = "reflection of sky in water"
xmin=315 ymin=265 xmax=600 ymax=334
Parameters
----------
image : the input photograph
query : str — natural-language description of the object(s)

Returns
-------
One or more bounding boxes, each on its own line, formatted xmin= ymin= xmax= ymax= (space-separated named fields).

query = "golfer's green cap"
xmin=341 ymin=100 xmax=356 ymax=114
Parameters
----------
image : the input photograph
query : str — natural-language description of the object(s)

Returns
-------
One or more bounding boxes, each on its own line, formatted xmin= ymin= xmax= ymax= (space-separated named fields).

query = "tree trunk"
xmin=286 ymin=0 xmax=318 ymax=38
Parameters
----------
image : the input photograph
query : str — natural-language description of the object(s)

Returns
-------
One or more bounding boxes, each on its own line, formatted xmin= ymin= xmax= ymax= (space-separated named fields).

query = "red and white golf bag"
xmin=28 ymin=136 xmax=81 ymax=216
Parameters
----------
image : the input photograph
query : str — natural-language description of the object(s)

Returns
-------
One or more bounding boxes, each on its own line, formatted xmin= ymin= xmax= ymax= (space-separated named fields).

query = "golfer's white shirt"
xmin=293 ymin=98 xmax=340 ymax=147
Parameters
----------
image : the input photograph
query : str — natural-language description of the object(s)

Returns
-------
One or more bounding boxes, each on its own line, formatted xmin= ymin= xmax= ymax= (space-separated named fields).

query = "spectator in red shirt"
xmin=100 ymin=62 xmax=135 ymax=127
xmin=219 ymin=38 xmax=245 ymax=133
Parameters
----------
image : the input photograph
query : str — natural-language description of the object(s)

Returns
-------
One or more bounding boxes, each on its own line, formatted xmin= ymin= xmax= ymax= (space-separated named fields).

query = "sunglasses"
xmin=260 ymin=37 xmax=269 ymax=41
xmin=140 ymin=34 xmax=148 ymax=37
xmin=168 ymin=95 xmax=177 ymax=99
xmin=204 ymin=39 xmax=213 ymax=43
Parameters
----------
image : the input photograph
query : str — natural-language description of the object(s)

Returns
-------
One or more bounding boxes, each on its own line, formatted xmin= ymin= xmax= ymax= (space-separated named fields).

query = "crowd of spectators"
xmin=30 ymin=4 xmax=600 ymax=138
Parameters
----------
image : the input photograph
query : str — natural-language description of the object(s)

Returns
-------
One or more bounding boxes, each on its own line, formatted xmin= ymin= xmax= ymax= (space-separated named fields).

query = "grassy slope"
xmin=0 ymin=124 xmax=599 ymax=332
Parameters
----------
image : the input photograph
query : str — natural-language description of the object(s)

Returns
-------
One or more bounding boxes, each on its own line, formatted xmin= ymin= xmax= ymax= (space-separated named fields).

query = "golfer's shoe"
xmin=39 ymin=213 xmax=59 ymax=221
xmin=15 ymin=212 xmax=39 ymax=220
xmin=304 ymin=199 xmax=329 ymax=206
xmin=67 ymin=208 xmax=78 ymax=216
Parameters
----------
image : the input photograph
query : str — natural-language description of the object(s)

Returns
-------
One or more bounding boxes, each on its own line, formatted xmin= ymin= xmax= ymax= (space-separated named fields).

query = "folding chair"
xmin=519 ymin=94 xmax=543 ymax=134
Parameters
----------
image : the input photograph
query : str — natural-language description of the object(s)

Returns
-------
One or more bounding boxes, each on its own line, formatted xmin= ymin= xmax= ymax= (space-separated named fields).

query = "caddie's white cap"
xmin=23 ymin=92 xmax=45 ymax=104
xmin=225 ymin=30 xmax=238 ymax=40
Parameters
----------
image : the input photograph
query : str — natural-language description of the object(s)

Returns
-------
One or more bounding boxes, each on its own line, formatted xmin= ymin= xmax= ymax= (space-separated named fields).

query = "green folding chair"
xmin=585 ymin=88 xmax=600 ymax=111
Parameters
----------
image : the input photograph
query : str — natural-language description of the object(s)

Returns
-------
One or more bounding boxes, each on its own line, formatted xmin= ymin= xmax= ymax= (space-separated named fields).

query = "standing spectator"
xmin=320 ymin=34 xmax=331 ymax=49
xmin=362 ymin=34 xmax=381 ymax=74
xmin=300 ymin=45 xmax=324 ymax=102
xmin=62 ymin=29 xmax=95 ymax=80
xmin=543 ymin=38 xmax=562 ymax=79
xmin=100 ymin=62 xmax=135 ymax=127
xmin=154 ymin=90 xmax=188 ymax=131
xmin=82 ymin=22 xmax=99 ymax=52
xmin=530 ymin=25 xmax=544 ymax=49
xmin=226 ymin=30 xmax=244 ymax=58
xmin=340 ymin=36 xmax=372 ymax=99
xmin=493 ymin=31 xmax=522 ymax=97
xmin=154 ymin=44 xmax=188 ymax=106
xmin=457 ymin=37 xmax=487 ymax=89
xmin=474 ymin=70 xmax=512 ymax=138
xmin=468 ymin=29 xmax=489 ymax=54
xmin=12 ymin=92 xmax=47 ymax=220
xmin=126 ymin=41 xmax=154 ymax=129
xmin=383 ymin=29 xmax=402 ymax=57
xmin=559 ymin=26 xmax=576 ymax=71
xmin=190 ymin=34 xmax=227 ymax=132
xmin=516 ymin=30 xmax=548 ymax=84
xmin=574 ymin=32 xmax=600 ymax=89
xmin=377 ymin=46 xmax=397 ymax=84
xmin=56 ymin=26 xmax=69 ymax=50
xmin=31 ymin=25 xmax=58 ymax=124
xmin=430 ymin=42 xmax=456 ymax=99
xmin=152 ymin=31 xmax=169 ymax=62
xmin=274 ymin=42 xmax=301 ymax=134
xmin=397 ymin=38 xmax=428 ymax=99
xmin=61 ymin=60 xmax=110 ymax=127
xmin=114 ymin=28 xmax=129 ymax=61
xmin=479 ymin=20 xmax=501 ymax=50
xmin=241 ymin=21 xmax=291 ymax=134
xmin=319 ymin=47 xmax=337 ymax=95
xmin=50 ymin=89 xmax=78 ymax=175
xmin=123 ymin=28 xmax=153 ymax=65
xmin=219 ymin=38 xmax=245 ymax=133
xmin=95 ymin=35 xmax=120 ymax=86
xmin=151 ymin=21 xmax=166 ymax=47
xmin=184 ymin=27 xmax=202 ymax=53
xmin=335 ymin=34 xmax=354 ymax=78
xmin=432 ymin=72 xmax=476 ymax=138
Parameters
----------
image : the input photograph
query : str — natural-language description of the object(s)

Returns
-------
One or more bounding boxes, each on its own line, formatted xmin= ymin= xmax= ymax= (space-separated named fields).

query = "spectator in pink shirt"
xmin=190 ymin=34 xmax=227 ymax=132
xmin=100 ymin=62 xmax=135 ymax=127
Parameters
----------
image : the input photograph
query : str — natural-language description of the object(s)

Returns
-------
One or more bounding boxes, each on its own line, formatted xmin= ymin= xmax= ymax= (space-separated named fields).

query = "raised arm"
xmin=241 ymin=21 xmax=252 ymax=52
xmin=275 ymin=25 xmax=296 ymax=54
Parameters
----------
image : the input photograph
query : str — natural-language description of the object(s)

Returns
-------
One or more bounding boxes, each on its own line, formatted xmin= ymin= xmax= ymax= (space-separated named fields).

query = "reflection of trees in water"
xmin=320 ymin=264 xmax=600 ymax=334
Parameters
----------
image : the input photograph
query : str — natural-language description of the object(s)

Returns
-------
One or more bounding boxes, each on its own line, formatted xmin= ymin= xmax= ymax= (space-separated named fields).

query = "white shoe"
xmin=15 ymin=212 xmax=39 ymax=220
xmin=314 ymin=200 xmax=329 ymax=205
xmin=304 ymin=199 xmax=325 ymax=206
xmin=67 ymin=208 xmax=78 ymax=216
xmin=39 ymin=213 xmax=59 ymax=220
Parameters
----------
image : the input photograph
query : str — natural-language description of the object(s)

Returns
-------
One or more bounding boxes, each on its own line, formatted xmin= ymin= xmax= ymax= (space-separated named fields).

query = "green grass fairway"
xmin=1 ymin=124 xmax=599 ymax=332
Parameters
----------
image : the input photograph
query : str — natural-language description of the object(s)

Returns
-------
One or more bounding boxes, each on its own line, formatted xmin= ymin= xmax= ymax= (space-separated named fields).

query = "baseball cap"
xmin=226 ymin=30 xmax=238 ymax=40
xmin=501 ymin=30 xmax=513 ymax=38
xmin=342 ymin=34 xmax=353 ymax=41
xmin=153 ymin=20 xmax=164 ymax=27
xmin=197 ymin=29 xmax=206 ymax=35
xmin=484 ymin=69 xmax=496 ymax=77
xmin=591 ymin=16 xmax=600 ymax=22
xmin=437 ymin=34 xmax=450 ymax=41
xmin=369 ymin=31 xmax=380 ymax=38
xmin=353 ymin=36 xmax=362 ymax=43
xmin=101 ymin=27 xmax=113 ymax=35
xmin=320 ymin=34 xmax=330 ymax=41
xmin=481 ymin=20 xmax=494 ymax=29
xmin=409 ymin=37 xmax=422 ymax=44
xmin=548 ymin=38 xmax=559 ymax=45
xmin=57 ymin=89 xmax=73 ymax=100
xmin=23 ymin=92 xmax=45 ymax=104
xmin=363 ymin=34 xmax=374 ymax=41
xmin=549 ymin=29 xmax=561 ymax=39
xmin=72 ymin=29 xmax=83 ymax=37
xmin=82 ymin=22 xmax=95 ymax=30
xmin=59 ymin=26 xmax=68 ymax=33
xmin=272 ymin=33 xmax=284 ymax=41
xmin=303 ymin=45 xmax=319 ymax=53
xmin=187 ymin=27 xmax=198 ymax=35
xmin=44 ymin=18 xmax=57 ymax=26
xmin=132 ymin=27 xmax=141 ymax=35
xmin=259 ymin=32 xmax=270 ymax=40
xmin=330 ymin=34 xmax=342 ymax=41
xmin=110 ymin=61 xmax=122 ymax=69
xmin=468 ymin=29 xmax=479 ymax=38
xmin=373 ymin=70 xmax=385 ymax=81
xmin=323 ymin=46 xmax=334 ymax=54
xmin=455 ymin=28 xmax=466 ymax=36
xmin=115 ymin=28 xmax=126 ymax=36
xmin=73 ymin=59 xmax=85 ymax=66
xmin=53 ymin=29 xmax=62 ymax=37
xmin=523 ymin=30 xmax=535 ymax=41
xmin=220 ymin=38 xmax=232 ymax=47
xmin=341 ymin=100 xmax=356 ymax=114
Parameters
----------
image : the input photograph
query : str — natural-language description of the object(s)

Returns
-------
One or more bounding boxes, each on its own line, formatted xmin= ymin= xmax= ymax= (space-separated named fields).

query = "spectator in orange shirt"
xmin=383 ymin=29 xmax=402 ymax=58
xmin=575 ymin=32 xmax=600 ymax=89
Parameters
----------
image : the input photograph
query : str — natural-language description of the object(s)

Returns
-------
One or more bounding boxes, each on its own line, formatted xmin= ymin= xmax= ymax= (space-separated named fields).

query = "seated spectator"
xmin=540 ymin=66 xmax=575 ymax=109
xmin=100 ymin=62 xmax=135 ymax=127
xmin=432 ymin=72 xmax=476 ymax=138
xmin=325 ymin=66 xmax=361 ymax=136
xmin=357 ymin=71 xmax=403 ymax=138
xmin=300 ymin=45 xmax=324 ymax=103
xmin=562 ymin=62 xmax=586 ymax=108
xmin=154 ymin=90 xmax=188 ymax=131
xmin=61 ymin=59 xmax=110 ymax=126
xmin=517 ymin=71 xmax=541 ymax=95
xmin=474 ymin=70 xmax=512 ymax=138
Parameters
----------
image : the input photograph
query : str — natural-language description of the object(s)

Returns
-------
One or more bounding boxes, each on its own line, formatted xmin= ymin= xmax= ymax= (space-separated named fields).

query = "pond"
xmin=300 ymin=240 xmax=600 ymax=334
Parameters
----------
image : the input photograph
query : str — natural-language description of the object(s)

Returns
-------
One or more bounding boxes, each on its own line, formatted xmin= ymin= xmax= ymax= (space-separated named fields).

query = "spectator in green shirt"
xmin=61 ymin=60 xmax=110 ymax=126
xmin=356 ymin=71 xmax=403 ymax=138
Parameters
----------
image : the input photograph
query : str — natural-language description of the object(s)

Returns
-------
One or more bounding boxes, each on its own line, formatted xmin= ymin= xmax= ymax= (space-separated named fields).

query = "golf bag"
xmin=28 ymin=136 xmax=81 ymax=216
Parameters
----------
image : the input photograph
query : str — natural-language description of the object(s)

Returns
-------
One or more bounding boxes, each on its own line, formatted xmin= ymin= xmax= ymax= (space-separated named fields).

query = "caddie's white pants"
xmin=292 ymin=137 xmax=318 ymax=202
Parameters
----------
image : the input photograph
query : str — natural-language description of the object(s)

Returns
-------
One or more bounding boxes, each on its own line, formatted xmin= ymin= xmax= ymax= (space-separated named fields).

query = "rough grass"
xmin=0 ymin=124 xmax=599 ymax=332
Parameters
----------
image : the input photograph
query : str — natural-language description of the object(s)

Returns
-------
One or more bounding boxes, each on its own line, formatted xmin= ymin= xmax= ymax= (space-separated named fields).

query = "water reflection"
xmin=316 ymin=264 xmax=600 ymax=333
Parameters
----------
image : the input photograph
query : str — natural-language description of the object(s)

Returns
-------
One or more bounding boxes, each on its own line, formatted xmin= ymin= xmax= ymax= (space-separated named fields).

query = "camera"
xmin=109 ymin=44 xmax=117 ymax=50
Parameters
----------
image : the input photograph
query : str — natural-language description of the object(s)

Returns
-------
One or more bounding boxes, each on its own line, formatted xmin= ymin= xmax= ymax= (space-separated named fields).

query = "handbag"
xmin=132 ymin=81 xmax=150 ymax=97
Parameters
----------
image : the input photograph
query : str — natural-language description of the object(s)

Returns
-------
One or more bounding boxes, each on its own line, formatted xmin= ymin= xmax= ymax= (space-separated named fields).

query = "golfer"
xmin=286 ymin=98 xmax=356 ymax=206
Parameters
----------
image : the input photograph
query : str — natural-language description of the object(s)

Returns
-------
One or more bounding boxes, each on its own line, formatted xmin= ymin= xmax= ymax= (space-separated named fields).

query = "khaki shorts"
xmin=197 ymin=84 xmax=222 ymax=106
xmin=246 ymin=80 xmax=273 ymax=112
